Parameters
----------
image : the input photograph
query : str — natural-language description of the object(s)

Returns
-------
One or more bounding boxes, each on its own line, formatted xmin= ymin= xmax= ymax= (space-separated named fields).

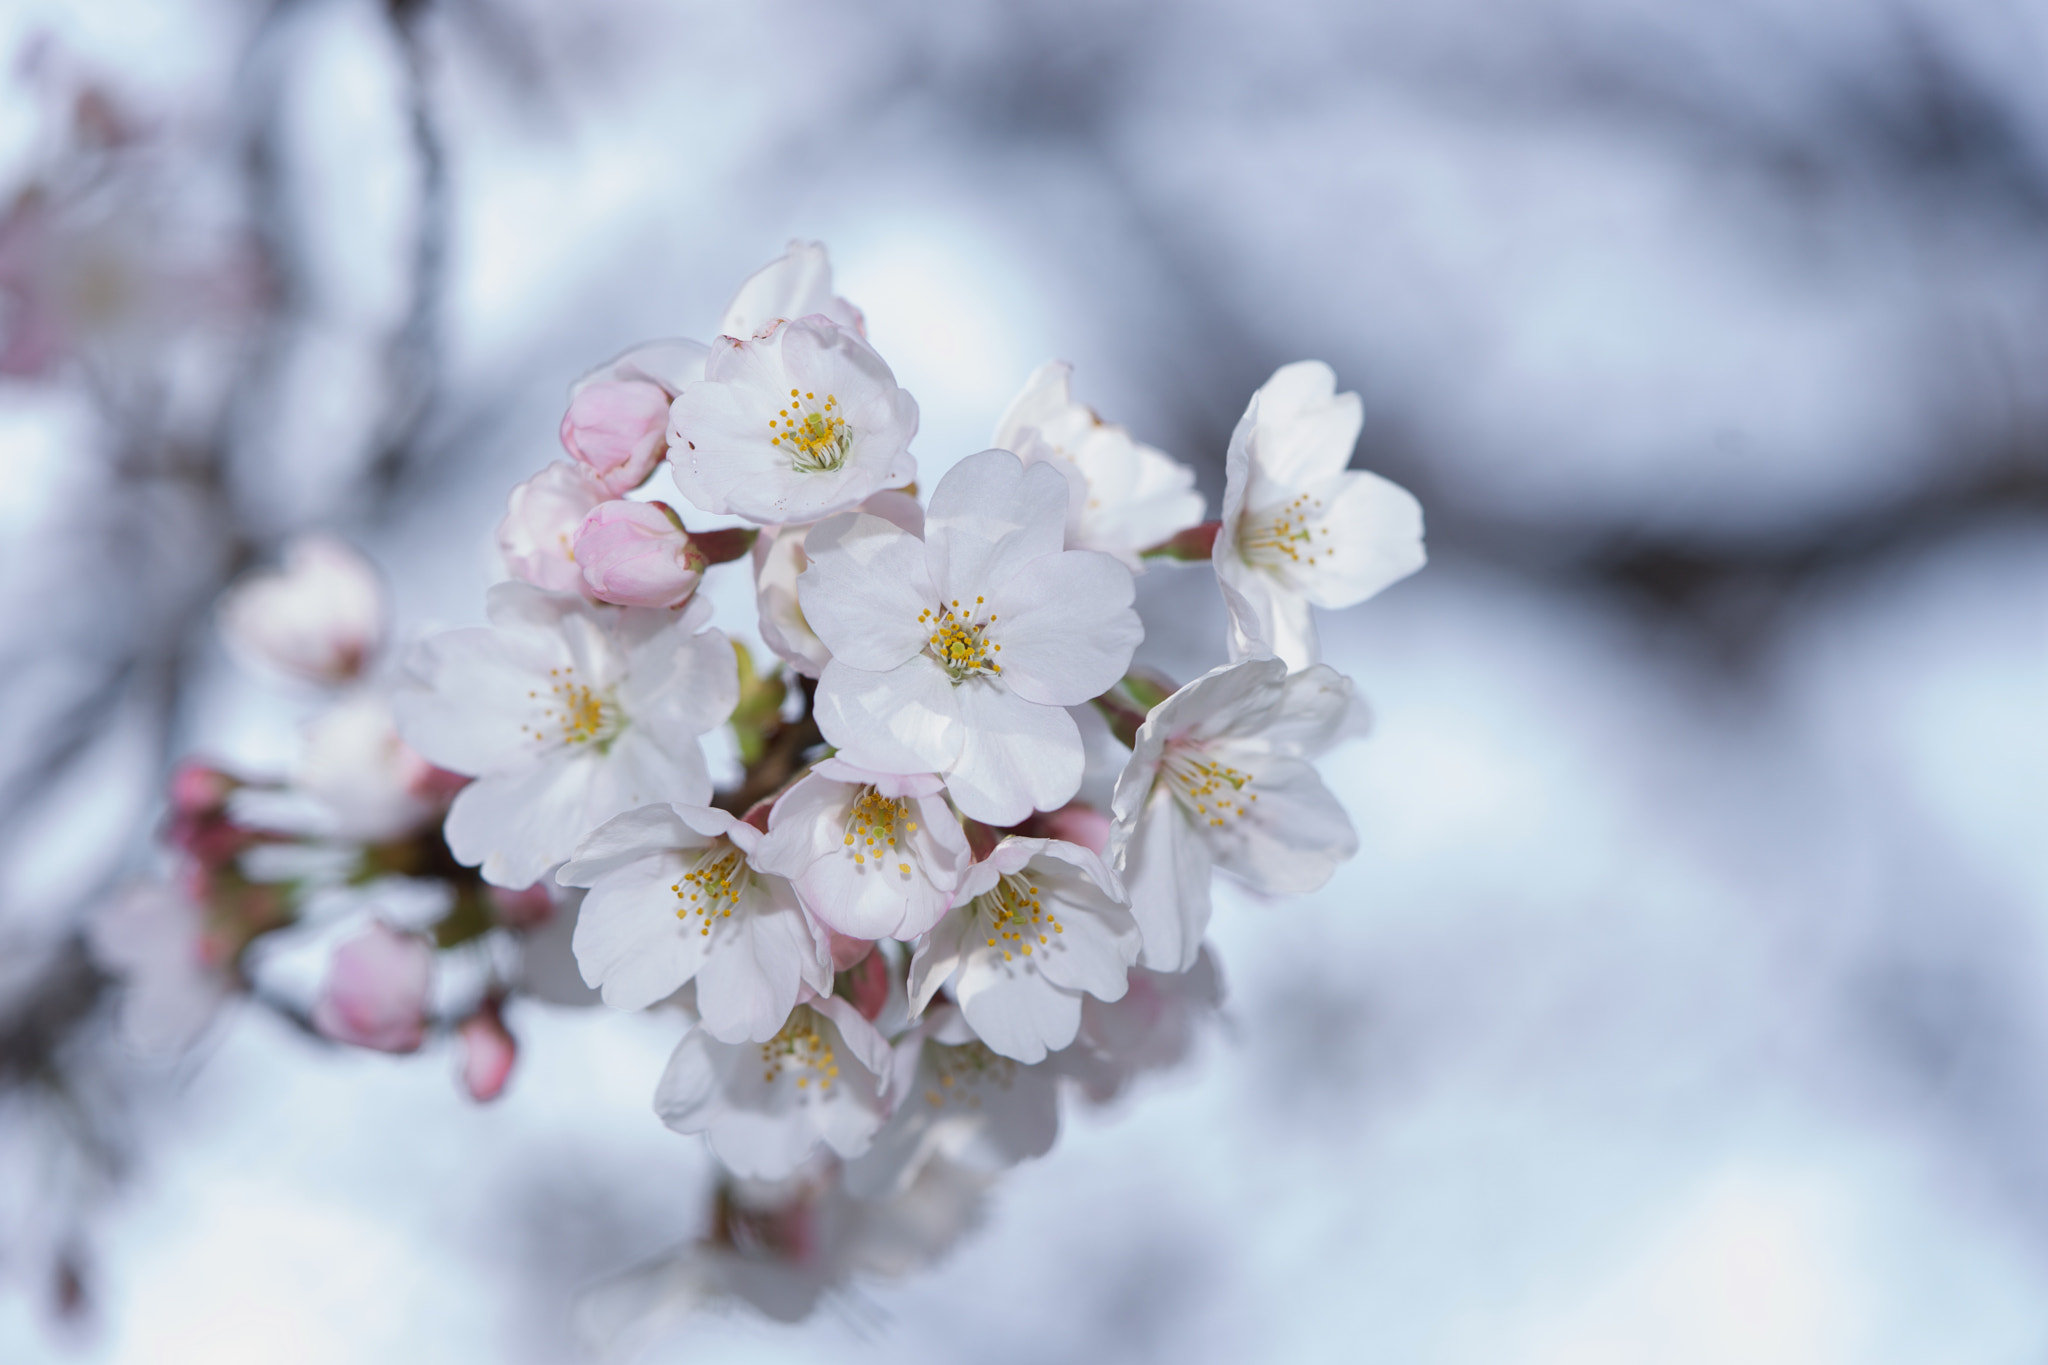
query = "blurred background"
xmin=2 ymin=0 xmax=2045 ymax=1359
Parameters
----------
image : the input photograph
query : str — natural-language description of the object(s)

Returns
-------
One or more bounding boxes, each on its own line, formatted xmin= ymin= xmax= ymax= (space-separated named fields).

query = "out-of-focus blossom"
xmin=557 ymin=803 xmax=830 ymax=1041
xmin=1021 ymin=801 xmax=1113 ymax=855
xmin=485 ymin=883 xmax=554 ymax=931
xmin=909 ymin=836 xmax=1138 ymax=1064
xmin=1109 ymin=658 xmax=1361 ymax=971
xmin=668 ymin=316 xmax=918 ymax=524
xmin=752 ymin=490 xmax=923 ymax=678
xmin=577 ymin=1157 xmax=991 ymax=1343
xmin=496 ymin=462 xmax=609 ymax=596
xmin=216 ymin=535 xmax=385 ymax=685
xmin=716 ymin=239 xmax=865 ymax=341
xmin=803 ymin=450 xmax=1142 ymax=825
xmin=456 ymin=998 xmax=517 ymax=1102
xmin=992 ymin=360 xmax=1205 ymax=568
xmin=654 ymin=997 xmax=892 ymax=1179
xmin=393 ymin=583 xmax=738 ymax=888
xmin=310 ymin=921 xmax=433 ymax=1054
xmin=86 ymin=881 xmax=229 ymax=1057
xmin=572 ymin=500 xmax=706 ymax=608
xmin=1215 ymin=361 xmax=1425 ymax=670
xmin=846 ymin=1003 xmax=1059 ymax=1197
xmin=292 ymin=692 xmax=449 ymax=842
xmin=560 ymin=381 xmax=672 ymax=496
xmin=753 ymin=759 xmax=971 ymax=941
xmin=1059 ymin=946 xmax=1225 ymax=1105
xmin=161 ymin=759 xmax=255 ymax=868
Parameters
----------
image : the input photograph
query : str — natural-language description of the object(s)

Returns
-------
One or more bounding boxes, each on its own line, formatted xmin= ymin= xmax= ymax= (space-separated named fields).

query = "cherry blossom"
xmin=216 ymin=534 xmax=384 ymax=685
xmin=577 ymin=1157 xmax=991 ymax=1341
xmin=845 ymin=1003 xmax=1059 ymax=1197
xmin=457 ymin=999 xmax=518 ymax=1102
xmin=560 ymin=380 xmax=673 ymax=496
xmin=909 ymin=836 xmax=1139 ymax=1064
xmin=497 ymin=461 xmax=609 ymax=596
xmin=992 ymin=360 xmax=1205 ymax=568
xmin=311 ymin=921 xmax=434 ymax=1054
xmin=716 ymin=239 xmax=865 ymax=341
xmin=752 ymin=490 xmax=923 ymax=679
xmin=557 ymin=803 xmax=830 ymax=1042
xmin=1215 ymin=360 xmax=1426 ymax=670
xmin=1108 ymin=658 xmax=1362 ymax=971
xmin=86 ymin=881 xmax=230 ymax=1057
xmin=572 ymin=500 xmax=706 ymax=609
xmin=292 ymin=691 xmax=449 ymax=842
xmin=392 ymin=582 xmax=737 ymax=889
xmin=654 ymin=996 xmax=892 ymax=1179
xmin=801 ymin=449 xmax=1143 ymax=825
xmin=668 ymin=315 xmax=918 ymax=524
xmin=1060 ymin=946 xmax=1225 ymax=1104
xmin=752 ymin=759 xmax=971 ymax=942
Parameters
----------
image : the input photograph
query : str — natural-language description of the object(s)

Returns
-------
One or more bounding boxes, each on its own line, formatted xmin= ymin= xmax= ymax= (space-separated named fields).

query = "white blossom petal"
xmin=985 ymin=549 xmax=1141 ymax=706
xmin=814 ymin=657 xmax=966 ymax=776
xmin=796 ymin=512 xmax=934 ymax=672
xmin=944 ymin=683 xmax=1084 ymax=826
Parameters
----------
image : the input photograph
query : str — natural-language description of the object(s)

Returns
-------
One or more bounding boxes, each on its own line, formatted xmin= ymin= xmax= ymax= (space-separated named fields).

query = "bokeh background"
xmin=2 ymin=0 xmax=2046 ymax=1360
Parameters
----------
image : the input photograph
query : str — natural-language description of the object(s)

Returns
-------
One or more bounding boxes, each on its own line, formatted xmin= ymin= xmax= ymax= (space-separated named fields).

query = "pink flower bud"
xmin=486 ymin=882 xmax=554 ymax=930
xmin=838 ymin=945 xmax=890 ymax=1021
xmin=457 ymin=998 xmax=517 ymax=1102
xmin=1026 ymin=802 xmax=1112 ymax=855
xmin=559 ymin=380 xmax=670 ymax=495
xmin=827 ymin=930 xmax=875 ymax=973
xmin=312 ymin=922 xmax=433 ymax=1054
xmin=573 ymin=500 xmax=706 ymax=608
xmin=497 ymin=462 xmax=607 ymax=595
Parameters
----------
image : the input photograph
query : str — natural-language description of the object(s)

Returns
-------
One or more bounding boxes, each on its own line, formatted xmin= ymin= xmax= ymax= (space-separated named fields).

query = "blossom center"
xmin=767 ymin=386 xmax=851 ymax=473
xmin=1162 ymin=747 xmax=1257 ymax=828
xmin=671 ymin=842 xmax=746 ymax=935
xmin=758 ymin=1008 xmax=839 ymax=1092
xmin=522 ymin=665 xmax=623 ymax=748
xmin=923 ymin=1040 xmax=1016 ymax=1109
xmin=1239 ymin=492 xmax=1333 ymax=572
xmin=973 ymin=872 xmax=1062 ymax=962
xmin=843 ymin=787 xmax=920 ymax=878
xmin=919 ymin=596 xmax=1003 ymax=683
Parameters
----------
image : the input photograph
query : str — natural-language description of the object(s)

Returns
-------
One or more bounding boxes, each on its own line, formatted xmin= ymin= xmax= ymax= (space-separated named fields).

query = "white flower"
xmin=752 ymin=759 xmax=972 ymax=941
xmin=292 ymin=691 xmax=445 ymax=842
xmin=991 ymin=360 xmax=1205 ymax=568
xmin=801 ymin=449 xmax=1143 ymax=826
xmin=667 ymin=316 xmax=917 ymax=524
xmin=752 ymin=490 xmax=923 ymax=679
xmin=392 ymin=582 xmax=738 ymax=889
xmin=1108 ymin=658 xmax=1362 ymax=971
xmin=217 ymin=534 xmax=384 ymax=684
xmin=557 ymin=803 xmax=830 ymax=1042
xmin=654 ymin=996 xmax=892 ymax=1179
xmin=844 ymin=1003 xmax=1059 ymax=1198
xmin=716 ymin=239 xmax=865 ymax=341
xmin=1059 ymin=946 xmax=1224 ymax=1104
xmin=86 ymin=881 xmax=229 ymax=1057
xmin=1215 ymin=361 xmax=1425 ymax=670
xmin=575 ymin=1157 xmax=992 ymax=1342
xmin=908 ymin=837 xmax=1139 ymax=1064
xmin=496 ymin=461 xmax=609 ymax=596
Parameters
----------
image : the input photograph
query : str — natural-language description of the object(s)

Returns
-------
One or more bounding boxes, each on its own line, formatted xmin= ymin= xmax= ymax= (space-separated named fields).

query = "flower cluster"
xmin=408 ymin=242 xmax=1421 ymax=1320
xmin=91 ymin=536 xmax=543 ymax=1101
xmin=99 ymin=241 xmax=1424 ymax=1326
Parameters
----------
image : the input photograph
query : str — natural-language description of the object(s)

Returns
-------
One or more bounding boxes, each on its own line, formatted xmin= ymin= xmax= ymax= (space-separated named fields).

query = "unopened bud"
xmin=560 ymin=379 xmax=670 ymax=495
xmin=574 ymin=500 xmax=707 ymax=608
